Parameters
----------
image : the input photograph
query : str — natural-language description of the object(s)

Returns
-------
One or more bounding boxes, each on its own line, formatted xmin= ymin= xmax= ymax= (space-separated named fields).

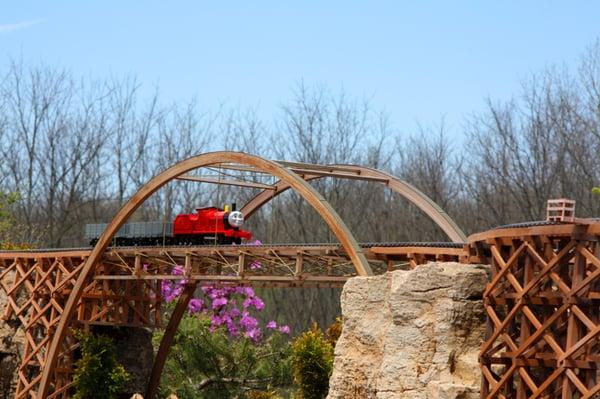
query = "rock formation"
xmin=0 ymin=270 xmax=25 ymax=398
xmin=327 ymin=262 xmax=489 ymax=399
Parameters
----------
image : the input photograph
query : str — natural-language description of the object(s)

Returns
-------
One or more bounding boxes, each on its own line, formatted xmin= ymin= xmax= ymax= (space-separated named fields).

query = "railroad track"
xmin=0 ymin=241 xmax=466 ymax=254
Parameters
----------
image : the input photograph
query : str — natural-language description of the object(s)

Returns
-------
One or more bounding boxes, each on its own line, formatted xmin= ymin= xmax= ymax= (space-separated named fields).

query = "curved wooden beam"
xmin=145 ymin=282 xmax=197 ymax=399
xmin=38 ymin=151 xmax=371 ymax=398
xmin=241 ymin=164 xmax=467 ymax=243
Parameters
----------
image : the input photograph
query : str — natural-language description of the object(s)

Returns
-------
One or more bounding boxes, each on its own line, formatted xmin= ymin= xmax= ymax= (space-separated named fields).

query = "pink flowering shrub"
xmin=160 ymin=262 xmax=289 ymax=342
xmin=157 ymin=312 xmax=295 ymax=397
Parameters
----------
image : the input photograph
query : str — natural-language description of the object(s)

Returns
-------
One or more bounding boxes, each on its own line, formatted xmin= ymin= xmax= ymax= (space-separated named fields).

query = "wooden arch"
xmin=241 ymin=164 xmax=467 ymax=243
xmin=38 ymin=152 xmax=372 ymax=398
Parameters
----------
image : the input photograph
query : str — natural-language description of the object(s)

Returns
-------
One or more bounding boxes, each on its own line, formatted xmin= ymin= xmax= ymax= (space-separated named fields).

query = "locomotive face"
xmin=227 ymin=211 xmax=244 ymax=228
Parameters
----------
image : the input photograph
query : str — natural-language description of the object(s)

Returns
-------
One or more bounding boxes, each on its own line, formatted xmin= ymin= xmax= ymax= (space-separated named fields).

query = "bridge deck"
xmin=0 ymin=242 xmax=467 ymax=287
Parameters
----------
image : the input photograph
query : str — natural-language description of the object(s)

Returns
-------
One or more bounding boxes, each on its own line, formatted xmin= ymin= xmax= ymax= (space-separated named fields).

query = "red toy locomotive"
xmin=173 ymin=205 xmax=252 ymax=244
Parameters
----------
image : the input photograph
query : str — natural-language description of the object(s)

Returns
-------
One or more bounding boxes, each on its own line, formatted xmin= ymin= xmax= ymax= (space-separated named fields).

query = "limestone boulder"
xmin=327 ymin=262 xmax=489 ymax=399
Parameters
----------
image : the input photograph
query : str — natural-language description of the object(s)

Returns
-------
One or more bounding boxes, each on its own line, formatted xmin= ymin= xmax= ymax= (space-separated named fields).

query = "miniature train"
xmin=85 ymin=204 xmax=253 ymax=246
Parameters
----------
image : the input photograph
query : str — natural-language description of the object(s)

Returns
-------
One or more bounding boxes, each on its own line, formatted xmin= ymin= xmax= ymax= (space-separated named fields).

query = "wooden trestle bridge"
xmin=0 ymin=152 xmax=598 ymax=398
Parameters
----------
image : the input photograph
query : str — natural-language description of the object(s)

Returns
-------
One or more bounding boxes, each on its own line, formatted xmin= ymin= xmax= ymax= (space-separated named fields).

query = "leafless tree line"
xmin=1 ymin=42 xmax=599 ymax=331
xmin=1 ymin=41 xmax=600 ymax=250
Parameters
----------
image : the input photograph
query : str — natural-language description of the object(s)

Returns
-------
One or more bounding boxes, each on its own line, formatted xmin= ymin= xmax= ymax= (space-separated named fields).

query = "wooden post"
xmin=184 ymin=254 xmax=192 ymax=278
xmin=134 ymin=254 xmax=142 ymax=277
xmin=146 ymin=282 xmax=197 ymax=399
xmin=238 ymin=253 xmax=245 ymax=276
xmin=295 ymin=252 xmax=303 ymax=276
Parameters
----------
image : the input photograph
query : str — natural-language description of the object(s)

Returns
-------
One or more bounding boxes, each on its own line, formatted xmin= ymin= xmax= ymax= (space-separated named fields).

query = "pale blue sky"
xmin=1 ymin=2 xmax=599 ymax=137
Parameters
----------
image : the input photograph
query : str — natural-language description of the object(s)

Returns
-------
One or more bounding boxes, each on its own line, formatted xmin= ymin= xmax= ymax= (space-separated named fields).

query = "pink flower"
xmin=201 ymin=285 xmax=212 ymax=294
xmin=243 ymin=297 xmax=264 ymax=310
xmin=172 ymin=265 xmax=184 ymax=275
xmin=242 ymin=297 xmax=253 ymax=308
xmin=188 ymin=299 xmax=203 ymax=314
xmin=212 ymin=297 xmax=228 ymax=309
xmin=252 ymin=297 xmax=264 ymax=310
xmin=278 ymin=325 xmax=291 ymax=334
xmin=245 ymin=327 xmax=262 ymax=342
xmin=161 ymin=281 xmax=172 ymax=297
xmin=161 ymin=281 xmax=184 ymax=303
xmin=226 ymin=322 xmax=239 ymax=337
xmin=266 ymin=320 xmax=277 ymax=329
xmin=249 ymin=261 xmax=262 ymax=270
xmin=240 ymin=314 xmax=258 ymax=330
xmin=169 ymin=283 xmax=184 ymax=301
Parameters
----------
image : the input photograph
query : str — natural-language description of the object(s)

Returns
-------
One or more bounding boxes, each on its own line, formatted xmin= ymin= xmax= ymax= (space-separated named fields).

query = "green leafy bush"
xmin=291 ymin=324 xmax=334 ymax=399
xmin=72 ymin=330 xmax=130 ymax=399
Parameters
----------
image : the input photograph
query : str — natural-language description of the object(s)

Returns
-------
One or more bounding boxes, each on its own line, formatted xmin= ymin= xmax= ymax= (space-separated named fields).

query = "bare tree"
xmin=462 ymin=42 xmax=600 ymax=232
xmin=104 ymin=77 xmax=161 ymax=206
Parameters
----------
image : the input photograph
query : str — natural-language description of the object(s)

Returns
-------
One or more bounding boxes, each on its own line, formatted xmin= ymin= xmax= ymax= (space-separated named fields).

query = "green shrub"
xmin=291 ymin=324 xmax=334 ymax=399
xmin=72 ymin=330 xmax=130 ymax=399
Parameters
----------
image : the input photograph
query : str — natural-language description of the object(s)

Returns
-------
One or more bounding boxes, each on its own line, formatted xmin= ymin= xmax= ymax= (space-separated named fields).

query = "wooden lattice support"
xmin=0 ymin=252 xmax=162 ymax=398
xmin=0 ymin=254 xmax=86 ymax=398
xmin=470 ymin=221 xmax=600 ymax=399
